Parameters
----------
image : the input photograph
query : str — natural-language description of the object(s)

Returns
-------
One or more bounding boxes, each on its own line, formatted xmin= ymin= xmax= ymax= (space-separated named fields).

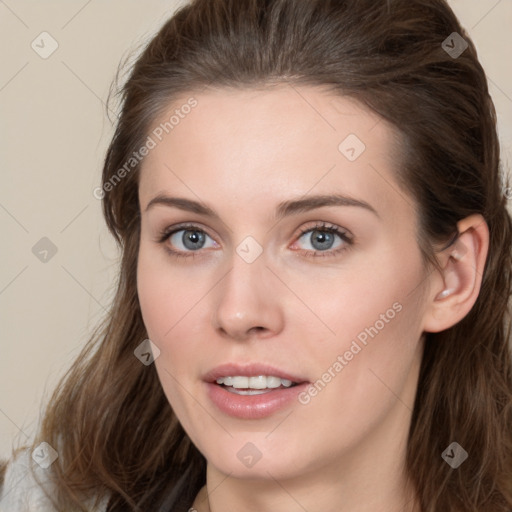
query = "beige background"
xmin=1 ymin=0 xmax=511 ymax=458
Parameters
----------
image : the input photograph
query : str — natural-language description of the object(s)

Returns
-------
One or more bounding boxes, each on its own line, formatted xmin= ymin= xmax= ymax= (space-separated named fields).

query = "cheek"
xmin=296 ymin=247 xmax=426 ymax=396
xmin=136 ymin=249 xmax=169 ymax=342
xmin=136 ymin=243 xmax=214 ymax=399
xmin=285 ymin=247 xmax=424 ymax=350
xmin=306 ymin=260 xmax=425 ymax=418
xmin=136 ymin=246 xmax=206 ymax=425
xmin=137 ymin=243 xmax=203 ymax=342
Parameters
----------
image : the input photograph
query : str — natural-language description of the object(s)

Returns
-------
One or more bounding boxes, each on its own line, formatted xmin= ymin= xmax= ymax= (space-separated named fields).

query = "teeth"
xmin=232 ymin=376 xmax=249 ymax=389
xmin=266 ymin=376 xmax=283 ymax=388
xmin=215 ymin=375 xmax=295 ymax=389
xmin=248 ymin=375 xmax=266 ymax=389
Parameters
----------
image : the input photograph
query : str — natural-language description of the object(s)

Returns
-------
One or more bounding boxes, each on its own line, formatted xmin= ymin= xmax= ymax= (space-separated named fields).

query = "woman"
xmin=1 ymin=0 xmax=511 ymax=510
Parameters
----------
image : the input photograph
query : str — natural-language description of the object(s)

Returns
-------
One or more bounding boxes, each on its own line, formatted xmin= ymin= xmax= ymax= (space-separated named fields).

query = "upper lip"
xmin=203 ymin=363 xmax=308 ymax=384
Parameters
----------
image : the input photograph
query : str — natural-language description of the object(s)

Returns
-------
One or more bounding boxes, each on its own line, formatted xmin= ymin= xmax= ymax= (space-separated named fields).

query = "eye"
xmin=157 ymin=221 xmax=353 ymax=259
xmin=292 ymin=222 xmax=353 ymax=258
xmin=158 ymin=224 xmax=218 ymax=257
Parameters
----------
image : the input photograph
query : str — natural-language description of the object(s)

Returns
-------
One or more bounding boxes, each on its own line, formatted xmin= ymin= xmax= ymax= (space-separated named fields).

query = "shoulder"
xmin=0 ymin=448 xmax=109 ymax=512
xmin=0 ymin=448 xmax=59 ymax=511
xmin=0 ymin=448 xmax=65 ymax=511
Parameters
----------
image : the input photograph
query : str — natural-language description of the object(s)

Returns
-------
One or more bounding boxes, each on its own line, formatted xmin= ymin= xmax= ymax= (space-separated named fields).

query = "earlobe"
xmin=423 ymin=214 xmax=489 ymax=333
xmin=434 ymin=286 xmax=455 ymax=301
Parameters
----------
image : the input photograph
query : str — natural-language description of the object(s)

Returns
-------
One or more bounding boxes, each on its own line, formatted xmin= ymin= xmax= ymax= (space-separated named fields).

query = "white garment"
xmin=0 ymin=449 xmax=109 ymax=512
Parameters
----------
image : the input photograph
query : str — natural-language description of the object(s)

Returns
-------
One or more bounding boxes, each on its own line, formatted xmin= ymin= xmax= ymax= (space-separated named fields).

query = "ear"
xmin=422 ymin=214 xmax=489 ymax=333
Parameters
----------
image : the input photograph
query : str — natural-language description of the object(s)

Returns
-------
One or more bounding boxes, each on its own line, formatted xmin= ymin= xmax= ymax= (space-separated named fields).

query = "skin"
xmin=136 ymin=84 xmax=488 ymax=512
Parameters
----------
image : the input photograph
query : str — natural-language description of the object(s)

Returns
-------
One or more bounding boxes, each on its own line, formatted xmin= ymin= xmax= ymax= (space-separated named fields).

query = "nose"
xmin=211 ymin=250 xmax=285 ymax=342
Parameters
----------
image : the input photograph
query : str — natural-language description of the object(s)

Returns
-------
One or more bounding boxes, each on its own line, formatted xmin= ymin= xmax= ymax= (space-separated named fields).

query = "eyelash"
xmin=157 ymin=222 xmax=353 ymax=260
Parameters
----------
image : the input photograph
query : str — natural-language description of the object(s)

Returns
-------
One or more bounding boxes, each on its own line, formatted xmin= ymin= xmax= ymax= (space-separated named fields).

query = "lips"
xmin=203 ymin=363 xmax=310 ymax=419
xmin=203 ymin=363 xmax=307 ymax=385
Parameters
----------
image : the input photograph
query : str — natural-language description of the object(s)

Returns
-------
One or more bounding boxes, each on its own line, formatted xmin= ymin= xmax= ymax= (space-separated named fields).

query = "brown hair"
xmin=7 ymin=0 xmax=512 ymax=510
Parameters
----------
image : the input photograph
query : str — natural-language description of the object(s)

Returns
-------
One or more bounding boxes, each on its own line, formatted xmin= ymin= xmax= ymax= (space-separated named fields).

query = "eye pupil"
xmin=183 ymin=230 xmax=205 ymax=250
xmin=311 ymin=230 xmax=334 ymax=250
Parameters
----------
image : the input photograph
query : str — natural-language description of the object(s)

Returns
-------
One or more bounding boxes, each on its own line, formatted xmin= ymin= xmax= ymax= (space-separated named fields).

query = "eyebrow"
xmin=144 ymin=193 xmax=379 ymax=220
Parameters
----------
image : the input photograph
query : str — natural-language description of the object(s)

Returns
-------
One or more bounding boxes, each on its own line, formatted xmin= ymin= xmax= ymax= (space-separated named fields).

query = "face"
xmin=137 ymin=85 xmax=431 ymax=481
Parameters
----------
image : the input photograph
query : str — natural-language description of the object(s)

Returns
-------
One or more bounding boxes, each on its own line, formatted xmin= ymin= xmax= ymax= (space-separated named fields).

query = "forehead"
xmin=138 ymin=84 xmax=411 ymax=223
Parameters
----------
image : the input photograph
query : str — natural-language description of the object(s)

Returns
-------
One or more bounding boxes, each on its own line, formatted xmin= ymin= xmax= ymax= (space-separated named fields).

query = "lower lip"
xmin=205 ymin=382 xmax=309 ymax=420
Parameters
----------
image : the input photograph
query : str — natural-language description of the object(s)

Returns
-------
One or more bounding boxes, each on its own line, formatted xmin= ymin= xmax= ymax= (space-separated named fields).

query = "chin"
xmin=202 ymin=435 xmax=321 ymax=481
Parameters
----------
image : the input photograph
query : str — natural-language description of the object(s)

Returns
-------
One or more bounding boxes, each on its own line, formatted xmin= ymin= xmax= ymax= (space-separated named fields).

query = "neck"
xmin=195 ymin=467 xmax=419 ymax=512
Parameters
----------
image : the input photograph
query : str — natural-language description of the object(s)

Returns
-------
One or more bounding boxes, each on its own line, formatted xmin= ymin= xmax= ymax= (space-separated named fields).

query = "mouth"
xmin=203 ymin=363 xmax=309 ymax=419
xmin=214 ymin=375 xmax=299 ymax=395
